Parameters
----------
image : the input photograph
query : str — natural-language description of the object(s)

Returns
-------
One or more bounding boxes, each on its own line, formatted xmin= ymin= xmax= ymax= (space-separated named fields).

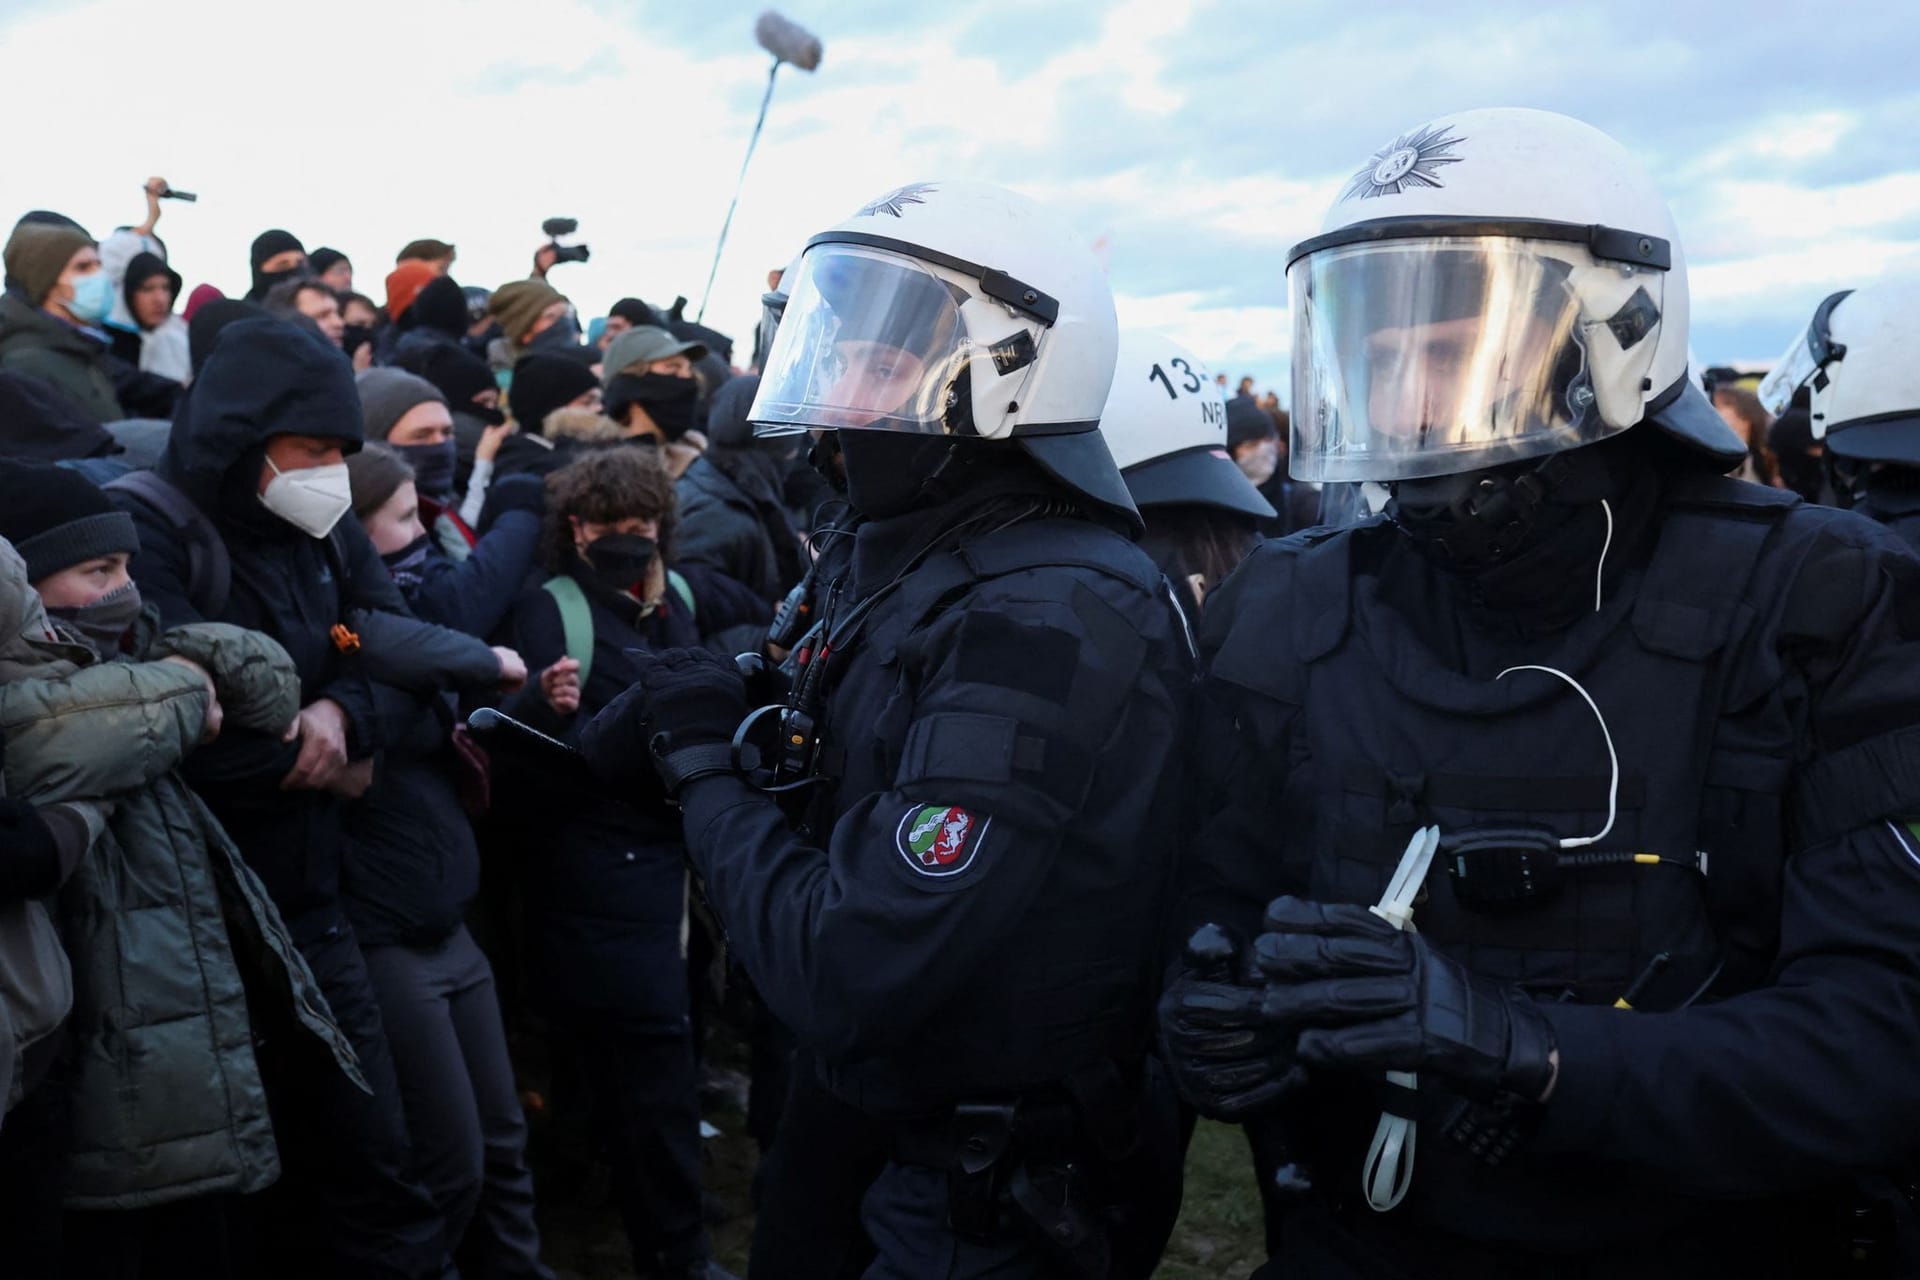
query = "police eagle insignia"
xmin=895 ymin=804 xmax=988 ymax=877
xmin=857 ymin=183 xmax=937 ymax=218
xmin=1340 ymin=124 xmax=1466 ymax=201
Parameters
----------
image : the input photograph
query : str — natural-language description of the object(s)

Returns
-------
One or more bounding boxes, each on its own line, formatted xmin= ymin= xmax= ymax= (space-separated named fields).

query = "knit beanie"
xmin=403 ymin=275 xmax=469 ymax=339
xmin=309 ymin=247 xmax=349 ymax=277
xmin=1225 ymin=395 xmax=1277 ymax=449
xmin=0 ymin=462 xmax=141 ymax=583
xmin=250 ymin=229 xmax=305 ymax=272
xmin=4 ymin=222 xmax=96 ymax=307
xmin=608 ymin=297 xmax=660 ymax=328
xmin=356 ymin=368 xmax=448 ymax=441
xmin=488 ymin=279 xmax=565 ymax=346
xmin=345 ymin=442 xmax=416 ymax=519
xmin=509 ymin=354 xmax=599 ymax=436
xmin=384 ymin=261 xmax=439 ymax=324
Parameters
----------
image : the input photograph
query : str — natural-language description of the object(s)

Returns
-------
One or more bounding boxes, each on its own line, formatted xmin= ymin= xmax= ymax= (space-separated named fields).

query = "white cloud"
xmin=1 ymin=0 xmax=1916 ymax=386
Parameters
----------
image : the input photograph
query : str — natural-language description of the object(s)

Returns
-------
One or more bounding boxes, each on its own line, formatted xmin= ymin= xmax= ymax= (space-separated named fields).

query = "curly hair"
xmin=540 ymin=445 xmax=679 ymax=574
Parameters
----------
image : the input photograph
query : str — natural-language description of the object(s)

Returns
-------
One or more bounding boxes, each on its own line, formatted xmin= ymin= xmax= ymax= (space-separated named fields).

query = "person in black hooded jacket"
xmin=391 ymin=276 xmax=473 ymax=366
xmin=110 ymin=317 xmax=462 ymax=1280
xmin=673 ymin=375 xmax=806 ymax=605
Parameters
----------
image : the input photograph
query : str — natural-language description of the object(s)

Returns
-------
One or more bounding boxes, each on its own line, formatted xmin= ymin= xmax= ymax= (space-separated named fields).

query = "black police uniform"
xmin=1182 ymin=434 xmax=1920 ymax=1278
xmin=673 ymin=472 xmax=1192 ymax=1277
xmin=1853 ymin=471 xmax=1920 ymax=553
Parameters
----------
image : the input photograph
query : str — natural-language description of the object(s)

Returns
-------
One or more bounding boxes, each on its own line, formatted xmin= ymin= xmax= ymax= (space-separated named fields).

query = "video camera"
xmin=542 ymin=217 xmax=591 ymax=266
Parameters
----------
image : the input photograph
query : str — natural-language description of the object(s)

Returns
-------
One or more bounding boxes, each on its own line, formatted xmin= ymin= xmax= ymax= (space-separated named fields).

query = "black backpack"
xmin=104 ymin=470 xmax=232 ymax=618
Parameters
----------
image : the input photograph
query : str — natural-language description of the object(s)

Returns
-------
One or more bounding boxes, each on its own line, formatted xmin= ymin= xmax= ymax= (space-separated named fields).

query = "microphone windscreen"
xmin=755 ymin=11 xmax=823 ymax=71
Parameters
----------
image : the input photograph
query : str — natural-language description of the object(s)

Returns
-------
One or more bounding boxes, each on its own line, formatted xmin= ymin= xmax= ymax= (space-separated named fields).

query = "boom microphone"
xmin=755 ymin=11 xmax=823 ymax=71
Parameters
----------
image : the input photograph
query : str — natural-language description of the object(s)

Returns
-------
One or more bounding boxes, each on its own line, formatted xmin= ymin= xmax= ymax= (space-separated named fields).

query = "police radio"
xmin=731 ymin=652 xmax=828 ymax=792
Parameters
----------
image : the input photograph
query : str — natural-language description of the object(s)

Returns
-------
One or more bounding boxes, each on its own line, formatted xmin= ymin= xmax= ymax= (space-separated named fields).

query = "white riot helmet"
xmin=1287 ymin=107 xmax=1745 ymax=483
xmin=1101 ymin=328 xmax=1275 ymax=519
xmin=749 ymin=180 xmax=1137 ymax=522
xmin=1758 ymin=282 xmax=1920 ymax=463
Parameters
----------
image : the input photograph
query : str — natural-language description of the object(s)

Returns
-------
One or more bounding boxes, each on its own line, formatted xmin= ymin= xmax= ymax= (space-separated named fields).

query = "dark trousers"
xmin=62 ymin=1196 xmax=249 ymax=1280
xmin=550 ymin=1020 xmax=709 ymax=1275
xmin=257 ymin=918 xmax=454 ymax=1280
xmin=748 ymin=1059 xmax=887 ymax=1280
xmin=0 ymin=1074 xmax=68 ymax=1276
xmin=365 ymin=927 xmax=553 ymax=1280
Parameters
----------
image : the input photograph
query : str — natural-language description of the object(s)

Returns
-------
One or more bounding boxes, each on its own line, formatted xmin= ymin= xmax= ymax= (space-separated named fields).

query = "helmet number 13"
xmin=1149 ymin=358 xmax=1204 ymax=400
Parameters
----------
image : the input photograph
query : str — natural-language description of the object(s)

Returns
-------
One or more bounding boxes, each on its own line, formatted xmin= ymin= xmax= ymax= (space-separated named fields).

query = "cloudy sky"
xmin=2 ymin=0 xmax=1916 ymax=398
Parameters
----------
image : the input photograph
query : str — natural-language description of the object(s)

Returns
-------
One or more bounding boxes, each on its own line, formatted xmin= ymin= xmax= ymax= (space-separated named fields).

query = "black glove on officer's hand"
xmin=1158 ymin=923 xmax=1308 ymax=1119
xmin=580 ymin=648 xmax=748 ymax=797
xmin=1252 ymin=896 xmax=1558 ymax=1103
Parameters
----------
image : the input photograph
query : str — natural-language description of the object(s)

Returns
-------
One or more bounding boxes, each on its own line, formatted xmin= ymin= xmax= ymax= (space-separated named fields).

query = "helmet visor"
xmin=1289 ymin=238 xmax=1630 ymax=482
xmin=750 ymin=244 xmax=970 ymax=436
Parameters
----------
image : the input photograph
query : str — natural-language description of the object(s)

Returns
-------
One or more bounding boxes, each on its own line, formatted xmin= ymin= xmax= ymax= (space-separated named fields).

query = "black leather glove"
xmin=1252 ymin=896 xmax=1557 ymax=1103
xmin=581 ymin=648 xmax=748 ymax=797
xmin=1158 ymin=924 xmax=1307 ymax=1119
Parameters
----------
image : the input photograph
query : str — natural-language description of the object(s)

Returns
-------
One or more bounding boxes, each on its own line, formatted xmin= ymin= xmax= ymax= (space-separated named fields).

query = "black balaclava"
xmin=1377 ymin=429 xmax=1676 ymax=665
xmin=247 ymin=229 xmax=308 ymax=302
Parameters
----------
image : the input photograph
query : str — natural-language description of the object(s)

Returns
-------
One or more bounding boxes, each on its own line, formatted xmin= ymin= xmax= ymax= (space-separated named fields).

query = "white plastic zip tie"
xmin=1594 ymin=498 xmax=1614 ymax=613
xmin=1495 ymin=665 xmax=1619 ymax=849
xmin=1362 ymin=823 xmax=1441 ymax=1212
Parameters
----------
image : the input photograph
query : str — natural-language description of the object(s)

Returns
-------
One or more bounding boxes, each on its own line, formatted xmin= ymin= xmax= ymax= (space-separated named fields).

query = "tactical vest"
xmin=1211 ymin=474 xmax=1806 ymax=1251
xmin=801 ymin=516 xmax=1190 ymax=1115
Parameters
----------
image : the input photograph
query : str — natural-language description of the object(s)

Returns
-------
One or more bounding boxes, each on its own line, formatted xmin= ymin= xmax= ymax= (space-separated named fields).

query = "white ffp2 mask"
xmin=260 ymin=458 xmax=352 ymax=539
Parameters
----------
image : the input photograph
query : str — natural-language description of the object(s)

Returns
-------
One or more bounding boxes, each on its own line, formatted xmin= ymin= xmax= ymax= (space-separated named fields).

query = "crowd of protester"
xmin=0 ymin=177 xmax=844 ymax=1280
xmin=0 ymin=176 xmax=1837 ymax=1280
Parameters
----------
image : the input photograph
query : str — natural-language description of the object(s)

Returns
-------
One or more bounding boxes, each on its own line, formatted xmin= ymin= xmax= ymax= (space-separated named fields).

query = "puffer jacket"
xmin=0 ymin=547 xmax=366 ymax=1208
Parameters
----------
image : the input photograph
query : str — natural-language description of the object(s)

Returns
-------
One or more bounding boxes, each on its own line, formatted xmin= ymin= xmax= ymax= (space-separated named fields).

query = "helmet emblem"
xmin=857 ymin=183 xmax=938 ymax=218
xmin=1340 ymin=124 xmax=1467 ymax=201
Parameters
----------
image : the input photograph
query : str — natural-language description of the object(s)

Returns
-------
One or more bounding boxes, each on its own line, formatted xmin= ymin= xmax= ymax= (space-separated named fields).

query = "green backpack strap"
xmin=667 ymin=569 xmax=696 ymax=619
xmin=542 ymin=575 xmax=595 ymax=691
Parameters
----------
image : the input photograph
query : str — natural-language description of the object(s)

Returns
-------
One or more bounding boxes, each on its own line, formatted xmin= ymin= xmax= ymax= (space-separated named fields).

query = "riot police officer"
xmin=1761 ymin=281 xmax=1920 ymax=548
xmin=1101 ymin=327 xmax=1275 ymax=624
xmin=1161 ymin=108 xmax=1920 ymax=1278
xmin=583 ymin=180 xmax=1192 ymax=1278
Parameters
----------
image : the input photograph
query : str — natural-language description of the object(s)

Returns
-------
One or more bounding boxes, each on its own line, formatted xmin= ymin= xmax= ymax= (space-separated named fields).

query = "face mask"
xmin=579 ymin=533 xmax=657 ymax=596
xmin=1235 ymin=439 xmax=1279 ymax=487
xmin=381 ymin=533 xmax=435 ymax=595
xmin=610 ymin=372 xmax=700 ymax=439
xmin=341 ymin=323 xmax=372 ymax=356
xmin=260 ymin=457 xmax=353 ymax=539
xmin=395 ymin=439 xmax=457 ymax=500
xmin=528 ymin=314 xmax=581 ymax=350
xmin=63 ymin=272 xmax=115 ymax=326
xmin=47 ymin=580 xmax=143 ymax=658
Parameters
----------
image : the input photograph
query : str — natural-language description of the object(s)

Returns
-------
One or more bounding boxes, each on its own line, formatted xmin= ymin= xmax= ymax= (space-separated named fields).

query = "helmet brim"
xmin=1124 ymin=446 xmax=1276 ymax=519
xmin=1825 ymin=412 xmax=1920 ymax=465
xmin=1645 ymin=379 xmax=1747 ymax=467
xmin=1019 ymin=429 xmax=1142 ymax=535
